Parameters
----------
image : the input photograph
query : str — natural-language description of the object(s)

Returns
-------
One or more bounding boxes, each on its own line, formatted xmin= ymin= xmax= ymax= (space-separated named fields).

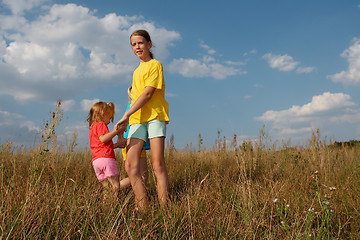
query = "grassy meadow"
xmin=1 ymin=106 xmax=359 ymax=239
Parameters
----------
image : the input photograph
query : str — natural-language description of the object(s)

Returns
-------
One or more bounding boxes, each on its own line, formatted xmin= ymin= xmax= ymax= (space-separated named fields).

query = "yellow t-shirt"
xmin=129 ymin=59 xmax=169 ymax=126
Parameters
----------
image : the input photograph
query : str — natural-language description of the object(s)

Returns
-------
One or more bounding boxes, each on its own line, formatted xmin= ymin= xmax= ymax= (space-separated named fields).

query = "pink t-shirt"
xmin=89 ymin=122 xmax=115 ymax=162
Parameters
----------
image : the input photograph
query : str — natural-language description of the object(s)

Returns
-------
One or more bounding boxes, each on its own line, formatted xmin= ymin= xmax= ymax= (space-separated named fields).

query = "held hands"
xmin=100 ymin=120 xmax=127 ymax=145
xmin=115 ymin=134 xmax=127 ymax=148
xmin=115 ymin=122 xmax=127 ymax=133
xmin=114 ymin=115 xmax=129 ymax=132
xmin=112 ymin=116 xmax=128 ymax=149
xmin=112 ymin=114 xmax=129 ymax=149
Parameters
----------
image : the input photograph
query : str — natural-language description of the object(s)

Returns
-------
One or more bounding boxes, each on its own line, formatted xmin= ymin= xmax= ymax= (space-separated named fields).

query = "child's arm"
xmin=115 ymin=86 xmax=156 ymax=129
xmin=99 ymin=129 xmax=121 ymax=144
xmin=114 ymin=134 xmax=126 ymax=149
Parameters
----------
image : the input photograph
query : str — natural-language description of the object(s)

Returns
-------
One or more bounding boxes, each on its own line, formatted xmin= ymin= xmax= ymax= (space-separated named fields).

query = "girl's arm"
xmin=99 ymin=129 xmax=121 ymax=143
xmin=115 ymin=134 xmax=127 ymax=148
xmin=115 ymin=86 xmax=156 ymax=129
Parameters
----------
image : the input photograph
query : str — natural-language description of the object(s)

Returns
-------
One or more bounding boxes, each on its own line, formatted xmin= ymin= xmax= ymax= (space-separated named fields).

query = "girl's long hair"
xmin=86 ymin=102 xmax=115 ymax=127
xmin=130 ymin=29 xmax=154 ymax=59
xmin=127 ymin=86 xmax=132 ymax=102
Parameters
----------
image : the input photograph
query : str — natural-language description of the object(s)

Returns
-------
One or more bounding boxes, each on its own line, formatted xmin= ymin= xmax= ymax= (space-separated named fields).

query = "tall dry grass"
xmin=1 ymin=105 xmax=359 ymax=239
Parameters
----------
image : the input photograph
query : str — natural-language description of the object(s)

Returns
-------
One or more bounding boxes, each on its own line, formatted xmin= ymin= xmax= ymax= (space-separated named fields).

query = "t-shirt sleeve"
xmin=95 ymin=122 xmax=109 ymax=137
xmin=145 ymin=61 xmax=163 ymax=90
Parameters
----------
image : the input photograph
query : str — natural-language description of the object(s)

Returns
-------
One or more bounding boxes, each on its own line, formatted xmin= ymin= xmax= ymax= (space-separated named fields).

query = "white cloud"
xmin=0 ymin=110 xmax=38 ymax=131
xmin=61 ymin=99 xmax=75 ymax=112
xmin=0 ymin=105 xmax=92 ymax=149
xmin=0 ymin=3 xmax=180 ymax=102
xmin=168 ymin=41 xmax=247 ymax=80
xmin=81 ymin=98 xmax=100 ymax=112
xmin=200 ymin=41 xmax=216 ymax=55
xmin=243 ymin=49 xmax=257 ymax=56
xmin=263 ymin=53 xmax=299 ymax=72
xmin=0 ymin=109 xmax=40 ymax=145
xmin=296 ymin=66 xmax=316 ymax=74
xmin=202 ymin=55 xmax=216 ymax=63
xmin=256 ymin=92 xmax=360 ymax=141
xmin=2 ymin=0 xmax=48 ymax=15
xmin=263 ymin=53 xmax=315 ymax=74
xmin=225 ymin=60 xmax=246 ymax=66
xmin=58 ymin=122 xmax=90 ymax=149
xmin=168 ymin=58 xmax=242 ymax=80
xmin=327 ymin=37 xmax=360 ymax=86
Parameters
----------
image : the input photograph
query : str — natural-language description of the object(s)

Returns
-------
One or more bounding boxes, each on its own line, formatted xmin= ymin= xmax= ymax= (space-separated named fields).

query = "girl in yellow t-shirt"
xmin=115 ymin=30 xmax=169 ymax=210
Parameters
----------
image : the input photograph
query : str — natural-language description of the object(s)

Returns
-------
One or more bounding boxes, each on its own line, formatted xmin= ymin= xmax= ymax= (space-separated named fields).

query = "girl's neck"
xmin=140 ymin=56 xmax=153 ymax=63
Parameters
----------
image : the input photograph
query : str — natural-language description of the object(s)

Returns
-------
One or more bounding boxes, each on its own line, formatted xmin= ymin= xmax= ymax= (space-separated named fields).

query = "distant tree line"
xmin=331 ymin=140 xmax=360 ymax=148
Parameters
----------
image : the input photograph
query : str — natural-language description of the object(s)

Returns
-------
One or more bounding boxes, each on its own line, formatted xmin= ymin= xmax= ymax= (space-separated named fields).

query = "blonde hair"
xmin=86 ymin=101 xmax=115 ymax=127
xmin=127 ymin=86 xmax=132 ymax=101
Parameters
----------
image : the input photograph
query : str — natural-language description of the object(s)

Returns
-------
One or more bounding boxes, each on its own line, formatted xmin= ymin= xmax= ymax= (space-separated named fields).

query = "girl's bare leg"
xmin=101 ymin=175 xmax=120 ymax=204
xmin=107 ymin=175 xmax=120 ymax=192
xmin=119 ymin=156 xmax=147 ymax=190
xmin=149 ymin=137 xmax=169 ymax=206
xmin=119 ymin=177 xmax=131 ymax=190
xmin=100 ymin=180 xmax=110 ymax=202
xmin=125 ymin=138 xmax=149 ymax=209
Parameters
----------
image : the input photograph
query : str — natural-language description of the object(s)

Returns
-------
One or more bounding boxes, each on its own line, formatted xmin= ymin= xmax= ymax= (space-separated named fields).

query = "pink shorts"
xmin=92 ymin=158 xmax=119 ymax=182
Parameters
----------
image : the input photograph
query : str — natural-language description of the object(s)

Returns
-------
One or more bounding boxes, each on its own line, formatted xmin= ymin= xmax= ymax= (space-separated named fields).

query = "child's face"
xmin=130 ymin=35 xmax=152 ymax=61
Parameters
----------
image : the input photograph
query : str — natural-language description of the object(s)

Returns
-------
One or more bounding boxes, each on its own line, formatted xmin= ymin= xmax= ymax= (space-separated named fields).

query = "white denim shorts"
xmin=128 ymin=118 xmax=166 ymax=142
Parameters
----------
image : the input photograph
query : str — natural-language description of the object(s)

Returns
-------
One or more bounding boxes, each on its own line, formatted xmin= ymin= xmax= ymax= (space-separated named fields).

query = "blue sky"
xmin=1 ymin=0 xmax=360 ymax=149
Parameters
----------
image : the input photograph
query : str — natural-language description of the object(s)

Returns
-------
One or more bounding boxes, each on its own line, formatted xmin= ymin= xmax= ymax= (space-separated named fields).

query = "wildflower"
xmin=273 ymin=198 xmax=278 ymax=203
xmin=308 ymin=208 xmax=314 ymax=212
xmin=286 ymin=204 xmax=290 ymax=208
xmin=314 ymin=170 xmax=318 ymax=175
xmin=280 ymin=221 xmax=284 ymax=225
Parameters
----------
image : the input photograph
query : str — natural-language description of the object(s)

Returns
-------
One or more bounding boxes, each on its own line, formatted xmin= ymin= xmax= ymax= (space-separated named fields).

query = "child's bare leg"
xmin=100 ymin=176 xmax=120 ymax=209
xmin=101 ymin=180 xmax=111 ymax=201
xmin=149 ymin=137 xmax=169 ymax=206
xmin=125 ymin=138 xmax=149 ymax=210
xmin=119 ymin=177 xmax=131 ymax=190
xmin=107 ymin=175 xmax=120 ymax=193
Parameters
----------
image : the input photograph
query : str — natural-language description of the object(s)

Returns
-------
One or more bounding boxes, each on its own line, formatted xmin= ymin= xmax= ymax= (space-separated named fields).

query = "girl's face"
xmin=130 ymin=35 xmax=152 ymax=62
